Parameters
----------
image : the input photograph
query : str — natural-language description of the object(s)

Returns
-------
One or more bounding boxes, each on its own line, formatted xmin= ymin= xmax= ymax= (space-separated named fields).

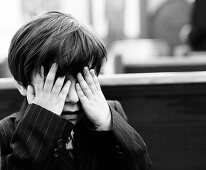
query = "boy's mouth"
xmin=61 ymin=113 xmax=79 ymax=120
xmin=61 ymin=110 xmax=84 ymax=124
xmin=61 ymin=110 xmax=80 ymax=115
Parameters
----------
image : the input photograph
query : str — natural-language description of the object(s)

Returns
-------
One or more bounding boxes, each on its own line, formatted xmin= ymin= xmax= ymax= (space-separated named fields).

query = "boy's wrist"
xmin=95 ymin=112 xmax=112 ymax=131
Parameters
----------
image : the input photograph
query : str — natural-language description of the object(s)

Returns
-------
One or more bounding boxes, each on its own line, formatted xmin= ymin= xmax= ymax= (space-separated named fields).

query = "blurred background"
xmin=1 ymin=0 xmax=204 ymax=77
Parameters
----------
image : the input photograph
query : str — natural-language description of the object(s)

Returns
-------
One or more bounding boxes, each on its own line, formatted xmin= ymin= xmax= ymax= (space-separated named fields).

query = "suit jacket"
xmin=0 ymin=99 xmax=151 ymax=170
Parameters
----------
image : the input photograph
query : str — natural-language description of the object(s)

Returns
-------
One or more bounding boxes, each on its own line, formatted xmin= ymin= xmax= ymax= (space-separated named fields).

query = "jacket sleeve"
xmin=0 ymin=104 xmax=73 ymax=170
xmin=88 ymin=100 xmax=152 ymax=170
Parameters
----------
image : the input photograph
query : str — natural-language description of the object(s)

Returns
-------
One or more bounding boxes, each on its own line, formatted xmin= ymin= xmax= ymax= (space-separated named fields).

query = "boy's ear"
xmin=14 ymin=80 xmax=27 ymax=96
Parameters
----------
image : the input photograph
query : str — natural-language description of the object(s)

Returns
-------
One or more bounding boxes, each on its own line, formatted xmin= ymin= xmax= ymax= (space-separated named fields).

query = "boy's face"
xmin=22 ymin=64 xmax=110 ymax=129
xmin=60 ymin=75 xmax=84 ymax=125
xmin=31 ymin=73 xmax=84 ymax=125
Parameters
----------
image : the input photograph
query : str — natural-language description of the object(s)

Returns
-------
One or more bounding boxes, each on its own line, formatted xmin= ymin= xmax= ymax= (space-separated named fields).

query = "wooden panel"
xmin=101 ymin=83 xmax=206 ymax=170
xmin=124 ymin=64 xmax=206 ymax=73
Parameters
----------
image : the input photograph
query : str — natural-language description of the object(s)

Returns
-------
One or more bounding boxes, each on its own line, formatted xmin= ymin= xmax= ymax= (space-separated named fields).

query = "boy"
xmin=0 ymin=11 xmax=151 ymax=170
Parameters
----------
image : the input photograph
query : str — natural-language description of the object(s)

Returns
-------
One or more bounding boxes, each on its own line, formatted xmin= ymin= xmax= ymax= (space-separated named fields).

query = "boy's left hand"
xmin=76 ymin=67 xmax=111 ymax=128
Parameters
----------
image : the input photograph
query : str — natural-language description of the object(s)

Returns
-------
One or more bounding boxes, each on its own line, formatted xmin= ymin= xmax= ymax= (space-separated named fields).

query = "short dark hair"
xmin=8 ymin=11 xmax=107 ymax=87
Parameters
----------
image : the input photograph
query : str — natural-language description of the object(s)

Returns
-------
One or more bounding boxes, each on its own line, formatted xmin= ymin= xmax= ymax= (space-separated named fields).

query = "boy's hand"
xmin=27 ymin=63 xmax=71 ymax=116
xmin=76 ymin=67 xmax=111 ymax=127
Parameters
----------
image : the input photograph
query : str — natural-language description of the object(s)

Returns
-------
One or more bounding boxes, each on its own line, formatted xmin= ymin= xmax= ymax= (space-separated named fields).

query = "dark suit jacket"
xmin=0 ymin=100 xmax=151 ymax=170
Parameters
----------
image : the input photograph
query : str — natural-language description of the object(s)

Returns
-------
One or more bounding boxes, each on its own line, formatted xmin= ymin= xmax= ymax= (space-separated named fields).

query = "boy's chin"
xmin=69 ymin=118 xmax=80 ymax=125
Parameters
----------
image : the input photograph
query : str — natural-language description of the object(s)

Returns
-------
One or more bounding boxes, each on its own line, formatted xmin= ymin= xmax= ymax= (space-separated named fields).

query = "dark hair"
xmin=8 ymin=11 xmax=107 ymax=87
xmin=188 ymin=0 xmax=206 ymax=51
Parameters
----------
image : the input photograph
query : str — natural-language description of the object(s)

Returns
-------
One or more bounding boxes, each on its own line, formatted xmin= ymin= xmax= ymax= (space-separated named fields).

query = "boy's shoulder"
xmin=0 ymin=113 xmax=17 ymax=155
xmin=0 ymin=112 xmax=17 ymax=123
xmin=107 ymin=100 xmax=121 ymax=110
xmin=107 ymin=99 xmax=120 ymax=104
xmin=0 ymin=113 xmax=17 ymax=135
xmin=107 ymin=100 xmax=115 ymax=106
xmin=107 ymin=100 xmax=127 ymax=121
xmin=107 ymin=100 xmax=123 ymax=110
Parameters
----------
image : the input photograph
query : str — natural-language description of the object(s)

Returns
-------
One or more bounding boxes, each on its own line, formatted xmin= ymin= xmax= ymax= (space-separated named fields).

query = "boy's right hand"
xmin=26 ymin=63 xmax=71 ymax=116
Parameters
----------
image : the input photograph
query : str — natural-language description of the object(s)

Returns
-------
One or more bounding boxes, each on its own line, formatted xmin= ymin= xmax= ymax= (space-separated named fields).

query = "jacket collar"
xmin=15 ymin=97 xmax=28 ymax=127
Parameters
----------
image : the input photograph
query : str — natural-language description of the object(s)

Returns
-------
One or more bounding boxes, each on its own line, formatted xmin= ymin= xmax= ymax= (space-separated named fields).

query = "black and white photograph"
xmin=0 ymin=0 xmax=205 ymax=170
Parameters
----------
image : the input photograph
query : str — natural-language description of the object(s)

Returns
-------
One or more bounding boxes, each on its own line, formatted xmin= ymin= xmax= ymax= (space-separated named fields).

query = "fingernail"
xmin=41 ymin=66 xmax=44 ymax=76
xmin=90 ymin=69 xmax=95 ymax=75
xmin=27 ymin=85 xmax=32 ymax=90
xmin=78 ymin=73 xmax=83 ymax=79
xmin=77 ymin=72 xmax=80 ymax=76
xmin=84 ymin=67 xmax=88 ymax=74
xmin=76 ymin=83 xmax=80 ymax=89
xmin=77 ymin=73 xmax=81 ymax=78
xmin=66 ymin=80 xmax=71 ymax=85
xmin=53 ymin=63 xmax=57 ymax=68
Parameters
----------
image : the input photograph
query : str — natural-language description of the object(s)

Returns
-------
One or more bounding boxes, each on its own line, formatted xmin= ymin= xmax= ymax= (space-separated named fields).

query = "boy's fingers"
xmin=34 ymin=67 xmax=44 ymax=95
xmin=90 ymin=69 xmax=101 ymax=91
xmin=40 ymin=66 xmax=44 ymax=78
xmin=59 ymin=80 xmax=71 ymax=100
xmin=76 ymin=83 xmax=87 ymax=102
xmin=83 ymin=67 xmax=97 ymax=94
xmin=27 ymin=85 xmax=35 ymax=104
xmin=44 ymin=63 xmax=58 ymax=92
xmin=77 ymin=73 xmax=93 ymax=99
xmin=52 ymin=76 xmax=66 ymax=97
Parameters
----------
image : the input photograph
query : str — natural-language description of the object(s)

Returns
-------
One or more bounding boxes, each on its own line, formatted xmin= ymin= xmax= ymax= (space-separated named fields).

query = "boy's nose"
xmin=65 ymin=82 xmax=79 ymax=104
